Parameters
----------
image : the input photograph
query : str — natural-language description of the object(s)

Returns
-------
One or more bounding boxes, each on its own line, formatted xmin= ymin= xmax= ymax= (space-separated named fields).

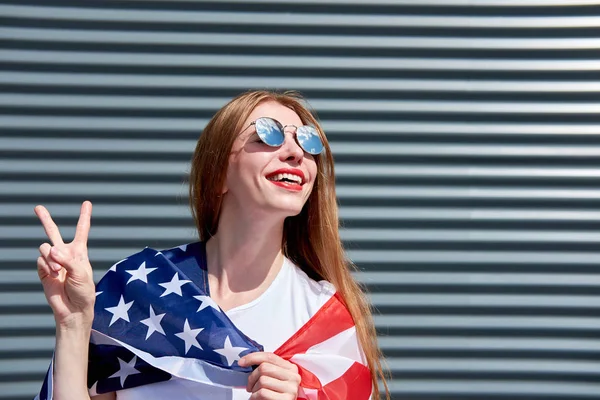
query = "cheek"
xmin=306 ymin=159 xmax=319 ymax=190
xmin=226 ymin=154 xmax=265 ymax=188
xmin=224 ymin=156 xmax=245 ymax=192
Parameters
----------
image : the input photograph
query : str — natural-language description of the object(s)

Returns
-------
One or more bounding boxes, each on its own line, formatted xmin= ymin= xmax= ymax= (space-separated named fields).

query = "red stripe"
xmin=275 ymin=292 xmax=368 ymax=399
xmin=275 ymin=293 xmax=355 ymax=359
xmin=295 ymin=364 xmax=322 ymax=389
xmin=296 ymin=362 xmax=372 ymax=400
xmin=320 ymin=362 xmax=372 ymax=400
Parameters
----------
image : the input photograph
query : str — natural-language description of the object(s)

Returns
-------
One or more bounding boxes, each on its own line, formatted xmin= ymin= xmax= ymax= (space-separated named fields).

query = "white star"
xmin=178 ymin=244 xmax=188 ymax=252
xmin=174 ymin=319 xmax=203 ymax=354
xmin=95 ymin=291 xmax=103 ymax=297
xmin=125 ymin=261 xmax=157 ymax=285
xmin=158 ymin=272 xmax=191 ymax=297
xmin=194 ymin=295 xmax=221 ymax=313
xmin=105 ymin=295 xmax=134 ymax=326
xmin=140 ymin=305 xmax=166 ymax=340
xmin=109 ymin=258 xmax=128 ymax=272
xmin=154 ymin=251 xmax=163 ymax=257
xmin=109 ymin=356 xmax=141 ymax=387
xmin=213 ymin=336 xmax=248 ymax=366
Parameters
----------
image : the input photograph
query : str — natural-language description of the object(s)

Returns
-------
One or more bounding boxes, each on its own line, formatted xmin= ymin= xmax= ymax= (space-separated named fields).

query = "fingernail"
xmin=51 ymin=262 xmax=62 ymax=272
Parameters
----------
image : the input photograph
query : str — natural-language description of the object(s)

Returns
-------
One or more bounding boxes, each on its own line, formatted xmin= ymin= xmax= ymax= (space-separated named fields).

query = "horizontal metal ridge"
xmin=5 ymin=247 xmax=600 ymax=265
xmin=3 ymin=203 xmax=600 ymax=222
xmin=377 ymin=336 xmax=600 ymax=352
xmin=0 ymin=336 xmax=54 ymax=351
xmin=5 ymin=181 xmax=600 ymax=200
xmin=6 ymin=181 xmax=600 ymax=200
xmin=4 ymin=50 xmax=600 ymax=70
xmin=7 ymin=27 xmax=600 ymax=50
xmin=370 ymin=293 xmax=600 ymax=308
xmin=8 ymin=226 xmax=600 ymax=244
xmin=4 ymin=118 xmax=600 ymax=135
xmin=0 ymin=359 xmax=49 ymax=375
xmin=384 ymin=358 xmax=600 ymax=374
xmin=373 ymin=315 xmax=600 ymax=330
xmin=4 ymin=5 xmax=600 ymax=28
xmin=200 ymin=0 xmax=600 ymax=5
xmin=385 ymin=380 xmax=600 ymax=397
xmin=5 ymin=161 xmax=600 ymax=180
xmin=5 ymin=72 xmax=600 ymax=92
xmin=347 ymin=249 xmax=600 ymax=264
xmin=4 ymin=138 xmax=600 ymax=157
xmin=0 ymin=382 xmax=48 ymax=398
xmin=5 ymin=94 xmax=600 ymax=113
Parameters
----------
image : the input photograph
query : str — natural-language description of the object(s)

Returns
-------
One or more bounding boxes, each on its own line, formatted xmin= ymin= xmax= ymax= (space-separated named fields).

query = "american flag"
xmin=36 ymin=242 xmax=372 ymax=399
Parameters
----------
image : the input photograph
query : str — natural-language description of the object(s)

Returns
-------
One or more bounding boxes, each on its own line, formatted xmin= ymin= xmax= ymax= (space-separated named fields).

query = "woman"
xmin=35 ymin=90 xmax=389 ymax=399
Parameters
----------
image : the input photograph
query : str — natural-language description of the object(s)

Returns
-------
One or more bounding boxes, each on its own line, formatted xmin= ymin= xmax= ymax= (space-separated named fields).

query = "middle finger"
xmin=247 ymin=363 xmax=298 ymax=392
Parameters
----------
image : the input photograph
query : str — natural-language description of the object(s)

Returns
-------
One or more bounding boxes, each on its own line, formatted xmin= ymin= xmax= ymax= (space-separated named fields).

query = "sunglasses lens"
xmin=255 ymin=117 xmax=284 ymax=147
xmin=296 ymin=126 xmax=324 ymax=155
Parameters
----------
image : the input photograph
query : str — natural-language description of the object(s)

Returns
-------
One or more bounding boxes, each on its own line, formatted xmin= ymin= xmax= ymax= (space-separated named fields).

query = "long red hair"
xmin=189 ymin=90 xmax=389 ymax=399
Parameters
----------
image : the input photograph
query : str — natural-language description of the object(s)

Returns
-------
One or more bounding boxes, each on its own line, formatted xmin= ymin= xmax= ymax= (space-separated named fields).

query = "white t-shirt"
xmin=115 ymin=257 xmax=335 ymax=400
xmin=225 ymin=256 xmax=335 ymax=352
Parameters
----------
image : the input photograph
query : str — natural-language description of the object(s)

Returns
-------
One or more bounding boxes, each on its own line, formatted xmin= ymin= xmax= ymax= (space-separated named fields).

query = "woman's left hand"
xmin=238 ymin=352 xmax=301 ymax=399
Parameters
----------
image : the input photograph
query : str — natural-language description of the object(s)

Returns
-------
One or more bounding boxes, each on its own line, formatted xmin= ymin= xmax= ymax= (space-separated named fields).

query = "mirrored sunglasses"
xmin=250 ymin=117 xmax=324 ymax=155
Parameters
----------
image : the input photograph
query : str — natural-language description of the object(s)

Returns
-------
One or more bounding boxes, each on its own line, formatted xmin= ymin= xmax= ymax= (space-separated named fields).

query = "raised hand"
xmin=35 ymin=201 xmax=96 ymax=329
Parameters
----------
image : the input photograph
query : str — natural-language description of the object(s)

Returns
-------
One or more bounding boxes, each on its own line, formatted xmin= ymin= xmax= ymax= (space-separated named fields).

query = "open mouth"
xmin=266 ymin=173 xmax=303 ymax=185
xmin=265 ymin=170 xmax=305 ymax=191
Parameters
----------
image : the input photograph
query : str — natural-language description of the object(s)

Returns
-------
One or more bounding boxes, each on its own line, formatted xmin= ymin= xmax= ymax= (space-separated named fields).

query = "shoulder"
xmin=284 ymin=258 xmax=336 ymax=314
xmin=105 ymin=242 xmax=202 ymax=270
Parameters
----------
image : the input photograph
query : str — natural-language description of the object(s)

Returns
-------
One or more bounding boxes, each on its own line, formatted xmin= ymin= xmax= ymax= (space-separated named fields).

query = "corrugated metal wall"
xmin=2 ymin=1 xmax=600 ymax=399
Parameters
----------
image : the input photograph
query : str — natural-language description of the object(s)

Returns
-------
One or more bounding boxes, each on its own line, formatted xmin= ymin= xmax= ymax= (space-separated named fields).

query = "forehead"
xmin=244 ymin=101 xmax=303 ymax=127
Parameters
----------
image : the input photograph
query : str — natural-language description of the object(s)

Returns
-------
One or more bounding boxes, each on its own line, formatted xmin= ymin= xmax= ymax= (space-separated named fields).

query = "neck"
xmin=204 ymin=200 xmax=286 ymax=310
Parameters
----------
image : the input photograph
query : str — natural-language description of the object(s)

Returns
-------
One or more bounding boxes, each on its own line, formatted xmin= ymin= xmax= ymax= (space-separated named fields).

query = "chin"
xmin=270 ymin=201 xmax=305 ymax=218
xmin=282 ymin=206 xmax=305 ymax=218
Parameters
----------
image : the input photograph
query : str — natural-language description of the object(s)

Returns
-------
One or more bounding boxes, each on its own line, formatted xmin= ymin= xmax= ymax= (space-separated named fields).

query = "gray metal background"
xmin=1 ymin=1 xmax=600 ymax=399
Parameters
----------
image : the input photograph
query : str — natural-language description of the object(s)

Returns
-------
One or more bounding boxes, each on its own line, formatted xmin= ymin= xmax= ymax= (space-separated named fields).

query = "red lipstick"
xmin=265 ymin=168 xmax=306 ymax=192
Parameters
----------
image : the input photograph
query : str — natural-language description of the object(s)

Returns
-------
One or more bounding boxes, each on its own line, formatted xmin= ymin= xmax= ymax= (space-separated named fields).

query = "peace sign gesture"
xmin=35 ymin=201 xmax=96 ymax=329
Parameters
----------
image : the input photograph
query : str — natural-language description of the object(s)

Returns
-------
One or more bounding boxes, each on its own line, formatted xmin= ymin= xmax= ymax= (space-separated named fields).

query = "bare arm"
xmin=35 ymin=202 xmax=115 ymax=400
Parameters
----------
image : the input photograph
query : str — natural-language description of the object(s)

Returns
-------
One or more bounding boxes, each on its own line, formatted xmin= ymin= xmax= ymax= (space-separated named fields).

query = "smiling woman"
xmin=218 ymin=100 xmax=319 ymax=220
xmin=34 ymin=90 xmax=389 ymax=400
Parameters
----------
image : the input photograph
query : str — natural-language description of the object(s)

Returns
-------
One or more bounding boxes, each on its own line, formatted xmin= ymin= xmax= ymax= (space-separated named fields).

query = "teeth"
xmin=267 ymin=173 xmax=303 ymax=184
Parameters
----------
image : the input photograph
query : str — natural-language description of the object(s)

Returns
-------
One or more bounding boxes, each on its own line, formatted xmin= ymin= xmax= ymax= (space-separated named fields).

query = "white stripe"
xmin=291 ymin=353 xmax=355 ymax=386
xmin=307 ymin=326 xmax=365 ymax=364
xmin=290 ymin=327 xmax=365 ymax=386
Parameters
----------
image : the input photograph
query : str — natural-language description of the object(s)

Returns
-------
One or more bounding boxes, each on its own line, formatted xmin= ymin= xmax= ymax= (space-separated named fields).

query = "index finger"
xmin=239 ymin=352 xmax=296 ymax=372
xmin=74 ymin=201 xmax=93 ymax=244
xmin=34 ymin=205 xmax=65 ymax=246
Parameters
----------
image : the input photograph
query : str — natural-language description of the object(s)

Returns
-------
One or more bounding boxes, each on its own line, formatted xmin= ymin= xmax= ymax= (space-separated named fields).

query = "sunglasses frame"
xmin=247 ymin=117 xmax=324 ymax=155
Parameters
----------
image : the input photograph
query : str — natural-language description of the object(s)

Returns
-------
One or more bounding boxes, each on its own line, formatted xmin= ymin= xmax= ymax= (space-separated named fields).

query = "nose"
xmin=279 ymin=127 xmax=304 ymax=163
